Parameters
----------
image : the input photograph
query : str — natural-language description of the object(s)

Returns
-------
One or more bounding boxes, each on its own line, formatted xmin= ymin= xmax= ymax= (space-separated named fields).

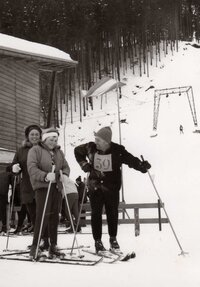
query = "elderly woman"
xmin=27 ymin=128 xmax=70 ymax=259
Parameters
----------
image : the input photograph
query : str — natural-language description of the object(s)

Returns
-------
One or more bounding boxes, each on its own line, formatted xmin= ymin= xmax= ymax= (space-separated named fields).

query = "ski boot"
xmin=0 ymin=225 xmax=7 ymax=235
xmin=21 ymin=223 xmax=32 ymax=233
xmin=13 ymin=226 xmax=23 ymax=235
xmin=29 ymin=245 xmax=42 ymax=260
xmin=65 ymin=227 xmax=73 ymax=233
xmin=65 ymin=220 xmax=71 ymax=228
xmin=109 ymin=237 xmax=120 ymax=251
xmin=76 ymin=225 xmax=82 ymax=233
xmin=66 ymin=225 xmax=81 ymax=233
xmin=39 ymin=238 xmax=50 ymax=251
xmin=48 ymin=244 xmax=65 ymax=259
xmin=95 ymin=240 xmax=106 ymax=254
xmin=27 ymin=225 xmax=34 ymax=233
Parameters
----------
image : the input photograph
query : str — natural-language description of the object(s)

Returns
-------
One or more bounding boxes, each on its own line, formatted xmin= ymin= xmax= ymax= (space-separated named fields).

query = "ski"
xmin=82 ymin=249 xmax=120 ymax=264
xmin=0 ymin=232 xmax=17 ymax=238
xmin=0 ymin=245 xmax=90 ymax=257
xmin=9 ymin=232 xmax=32 ymax=236
xmin=29 ymin=253 xmax=102 ymax=265
xmin=109 ymin=249 xmax=136 ymax=261
xmin=0 ymin=253 xmax=102 ymax=266
xmin=58 ymin=230 xmax=93 ymax=235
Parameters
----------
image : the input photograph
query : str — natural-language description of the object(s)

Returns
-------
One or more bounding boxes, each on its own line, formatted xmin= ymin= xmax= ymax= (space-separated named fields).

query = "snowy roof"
xmin=0 ymin=33 xmax=77 ymax=70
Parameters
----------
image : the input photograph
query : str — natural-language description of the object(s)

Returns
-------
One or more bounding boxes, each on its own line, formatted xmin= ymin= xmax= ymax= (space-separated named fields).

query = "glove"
xmin=12 ymin=163 xmax=21 ymax=173
xmin=140 ymin=160 xmax=151 ymax=173
xmin=82 ymin=163 xmax=92 ymax=173
xmin=45 ymin=172 xmax=56 ymax=182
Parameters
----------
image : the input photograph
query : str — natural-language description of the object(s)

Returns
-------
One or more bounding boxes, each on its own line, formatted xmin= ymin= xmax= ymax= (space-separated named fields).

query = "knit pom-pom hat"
xmin=42 ymin=127 xmax=59 ymax=142
xmin=94 ymin=126 xmax=112 ymax=144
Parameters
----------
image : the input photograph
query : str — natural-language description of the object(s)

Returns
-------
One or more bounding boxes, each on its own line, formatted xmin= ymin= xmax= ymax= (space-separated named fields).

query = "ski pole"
xmin=70 ymin=173 xmax=89 ymax=256
xmin=141 ymin=155 xmax=188 ymax=256
xmin=5 ymin=175 xmax=17 ymax=251
xmin=34 ymin=165 xmax=55 ymax=260
xmin=59 ymin=171 xmax=83 ymax=258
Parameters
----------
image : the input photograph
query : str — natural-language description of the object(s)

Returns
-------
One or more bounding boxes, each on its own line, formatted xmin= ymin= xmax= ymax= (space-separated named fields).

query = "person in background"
xmin=74 ymin=126 xmax=151 ymax=253
xmin=27 ymin=128 xmax=70 ymax=259
xmin=76 ymin=176 xmax=87 ymax=227
xmin=179 ymin=124 xmax=184 ymax=134
xmin=0 ymin=165 xmax=12 ymax=234
xmin=10 ymin=174 xmax=32 ymax=234
xmin=62 ymin=175 xmax=81 ymax=233
xmin=12 ymin=125 xmax=42 ymax=233
xmin=59 ymin=199 xmax=71 ymax=228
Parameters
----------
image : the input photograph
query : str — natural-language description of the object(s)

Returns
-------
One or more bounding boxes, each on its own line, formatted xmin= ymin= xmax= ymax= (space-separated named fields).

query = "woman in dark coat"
xmin=12 ymin=125 xmax=42 ymax=233
xmin=0 ymin=165 xmax=12 ymax=233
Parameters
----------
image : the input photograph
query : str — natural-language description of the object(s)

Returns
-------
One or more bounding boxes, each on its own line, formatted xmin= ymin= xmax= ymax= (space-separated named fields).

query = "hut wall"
xmin=0 ymin=59 xmax=40 ymax=152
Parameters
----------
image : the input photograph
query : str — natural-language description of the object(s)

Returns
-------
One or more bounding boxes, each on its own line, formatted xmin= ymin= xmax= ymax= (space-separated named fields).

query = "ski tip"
xmin=120 ymin=251 xmax=136 ymax=261
xmin=130 ymin=252 xmax=136 ymax=259
xmin=79 ymin=255 xmax=85 ymax=259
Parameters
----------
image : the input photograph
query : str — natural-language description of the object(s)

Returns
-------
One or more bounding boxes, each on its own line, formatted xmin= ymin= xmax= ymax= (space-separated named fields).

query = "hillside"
xmin=1 ymin=41 xmax=200 ymax=286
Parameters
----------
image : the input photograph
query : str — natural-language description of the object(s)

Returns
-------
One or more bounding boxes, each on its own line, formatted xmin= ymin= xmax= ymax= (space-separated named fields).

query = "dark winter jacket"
xmin=74 ymin=142 xmax=145 ymax=193
xmin=0 ymin=171 xmax=12 ymax=195
xmin=27 ymin=142 xmax=70 ymax=191
xmin=12 ymin=141 xmax=35 ymax=204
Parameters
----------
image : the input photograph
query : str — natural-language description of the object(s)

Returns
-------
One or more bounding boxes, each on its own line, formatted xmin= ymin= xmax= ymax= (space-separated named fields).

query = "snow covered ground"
xmin=1 ymin=41 xmax=200 ymax=286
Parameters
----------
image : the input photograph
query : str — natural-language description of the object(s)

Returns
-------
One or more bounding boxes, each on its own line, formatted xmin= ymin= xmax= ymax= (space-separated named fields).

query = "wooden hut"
xmin=0 ymin=33 xmax=77 ymax=170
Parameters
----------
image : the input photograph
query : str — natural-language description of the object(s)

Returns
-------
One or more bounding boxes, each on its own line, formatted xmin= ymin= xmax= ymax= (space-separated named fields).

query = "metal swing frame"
xmin=153 ymin=86 xmax=198 ymax=131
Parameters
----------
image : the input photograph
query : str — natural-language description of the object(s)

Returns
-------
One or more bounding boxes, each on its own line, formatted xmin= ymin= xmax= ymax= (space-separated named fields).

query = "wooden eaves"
xmin=0 ymin=47 xmax=78 ymax=71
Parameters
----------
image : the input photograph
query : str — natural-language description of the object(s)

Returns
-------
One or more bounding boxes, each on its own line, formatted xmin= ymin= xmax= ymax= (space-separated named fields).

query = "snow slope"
xmin=1 ymin=41 xmax=200 ymax=287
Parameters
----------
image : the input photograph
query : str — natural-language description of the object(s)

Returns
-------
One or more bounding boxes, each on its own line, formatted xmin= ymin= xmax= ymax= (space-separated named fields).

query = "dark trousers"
xmin=0 ymin=194 xmax=7 ymax=226
xmin=80 ymin=208 xmax=86 ymax=226
xmin=26 ymin=200 xmax=36 ymax=226
xmin=64 ymin=193 xmax=79 ymax=225
xmin=89 ymin=189 xmax=119 ymax=241
xmin=17 ymin=204 xmax=28 ymax=227
xmin=32 ymin=184 xmax=62 ymax=246
xmin=16 ymin=201 xmax=35 ymax=229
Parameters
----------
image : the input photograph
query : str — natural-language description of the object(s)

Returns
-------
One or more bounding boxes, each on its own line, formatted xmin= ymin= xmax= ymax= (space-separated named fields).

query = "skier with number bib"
xmin=74 ymin=126 xmax=151 ymax=254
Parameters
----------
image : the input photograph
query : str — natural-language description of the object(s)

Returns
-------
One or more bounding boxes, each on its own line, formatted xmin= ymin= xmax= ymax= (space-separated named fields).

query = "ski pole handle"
xmin=52 ymin=164 xmax=55 ymax=173
xmin=45 ymin=164 xmax=56 ymax=183
xmin=59 ymin=169 xmax=63 ymax=180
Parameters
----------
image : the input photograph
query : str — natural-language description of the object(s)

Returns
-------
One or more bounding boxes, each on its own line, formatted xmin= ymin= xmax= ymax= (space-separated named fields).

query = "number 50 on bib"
xmin=93 ymin=153 xmax=113 ymax=172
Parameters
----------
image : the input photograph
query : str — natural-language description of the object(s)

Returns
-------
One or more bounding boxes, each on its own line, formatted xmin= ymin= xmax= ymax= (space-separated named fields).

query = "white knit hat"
xmin=42 ymin=127 xmax=59 ymax=142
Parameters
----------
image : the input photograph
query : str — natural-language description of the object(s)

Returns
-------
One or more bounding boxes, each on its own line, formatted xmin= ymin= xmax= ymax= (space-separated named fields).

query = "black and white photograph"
xmin=0 ymin=1 xmax=199 ymax=286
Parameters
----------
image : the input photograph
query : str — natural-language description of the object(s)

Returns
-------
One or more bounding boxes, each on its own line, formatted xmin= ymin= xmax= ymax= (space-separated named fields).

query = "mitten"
xmin=140 ymin=160 xmax=151 ymax=173
xmin=82 ymin=163 xmax=92 ymax=173
xmin=45 ymin=172 xmax=56 ymax=182
xmin=12 ymin=163 xmax=21 ymax=173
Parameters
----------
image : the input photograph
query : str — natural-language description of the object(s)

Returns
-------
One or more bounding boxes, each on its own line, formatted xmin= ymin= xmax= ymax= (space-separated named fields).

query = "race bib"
xmin=93 ymin=153 xmax=112 ymax=172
